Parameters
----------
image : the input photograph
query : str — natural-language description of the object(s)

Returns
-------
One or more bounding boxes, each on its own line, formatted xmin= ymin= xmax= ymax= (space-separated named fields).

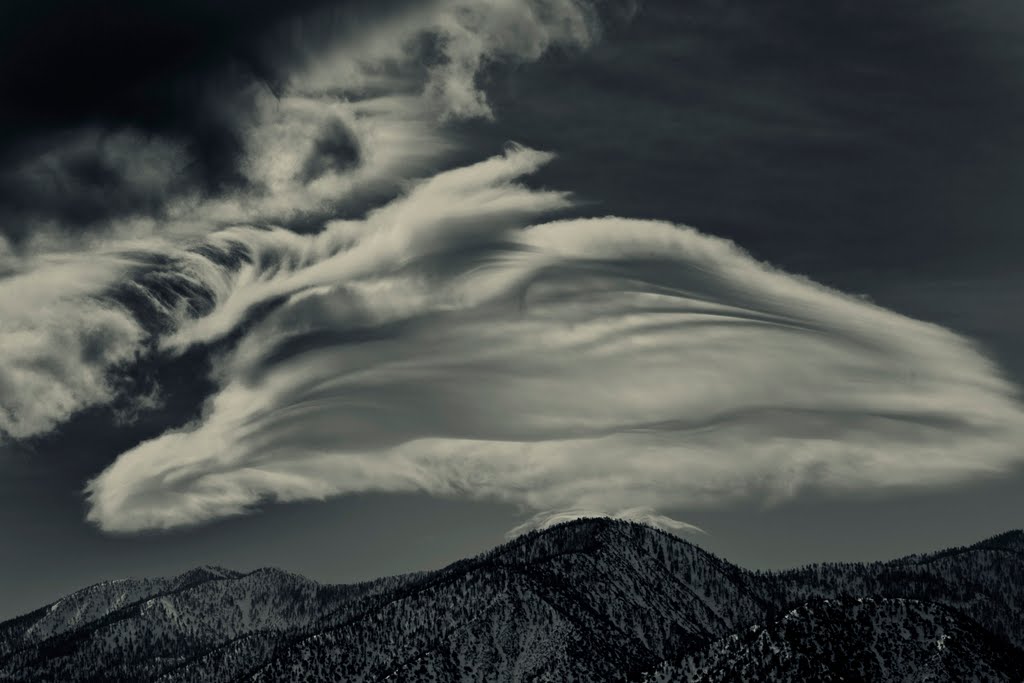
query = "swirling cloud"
xmin=84 ymin=147 xmax=1024 ymax=532
xmin=0 ymin=255 xmax=145 ymax=439
xmin=2 ymin=0 xmax=1021 ymax=536
xmin=0 ymin=0 xmax=607 ymax=441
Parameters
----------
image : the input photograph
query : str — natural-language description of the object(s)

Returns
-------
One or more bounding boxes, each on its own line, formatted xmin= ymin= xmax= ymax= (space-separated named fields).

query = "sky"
xmin=1 ymin=0 xmax=1023 ymax=619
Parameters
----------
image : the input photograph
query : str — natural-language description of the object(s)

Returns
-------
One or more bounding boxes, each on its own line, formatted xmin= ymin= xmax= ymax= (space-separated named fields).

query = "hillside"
xmin=0 ymin=519 xmax=1021 ymax=682
xmin=646 ymin=597 xmax=1024 ymax=682
xmin=765 ymin=529 xmax=1024 ymax=650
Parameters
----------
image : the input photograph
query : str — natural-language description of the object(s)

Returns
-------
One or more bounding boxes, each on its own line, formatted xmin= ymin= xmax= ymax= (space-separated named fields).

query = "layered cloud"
xmin=0 ymin=0 xmax=606 ymax=441
xmin=84 ymin=146 xmax=1024 ymax=532
xmin=2 ymin=0 xmax=1022 ymax=535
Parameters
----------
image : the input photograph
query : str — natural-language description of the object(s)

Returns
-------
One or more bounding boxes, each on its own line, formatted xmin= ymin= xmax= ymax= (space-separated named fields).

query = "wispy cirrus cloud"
xmin=0 ymin=0 xmax=605 ymax=253
xmin=0 ymin=0 xmax=608 ymax=442
xmin=0 ymin=255 xmax=145 ymax=439
xmin=84 ymin=146 xmax=1024 ymax=532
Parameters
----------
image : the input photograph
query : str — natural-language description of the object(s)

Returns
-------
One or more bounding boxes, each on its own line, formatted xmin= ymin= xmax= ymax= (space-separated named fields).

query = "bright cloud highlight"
xmin=84 ymin=147 xmax=1024 ymax=532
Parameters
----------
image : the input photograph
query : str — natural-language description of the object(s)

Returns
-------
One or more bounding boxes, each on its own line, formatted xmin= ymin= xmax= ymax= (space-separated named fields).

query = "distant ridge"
xmin=1 ymin=519 xmax=1021 ymax=682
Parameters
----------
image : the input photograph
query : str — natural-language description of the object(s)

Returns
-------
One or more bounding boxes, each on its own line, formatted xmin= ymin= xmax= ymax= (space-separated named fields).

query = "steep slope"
xmin=645 ymin=597 xmax=1024 ymax=683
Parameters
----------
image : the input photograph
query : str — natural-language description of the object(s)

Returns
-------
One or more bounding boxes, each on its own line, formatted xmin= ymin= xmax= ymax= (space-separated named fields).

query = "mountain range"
xmin=1 ymin=519 xmax=1021 ymax=682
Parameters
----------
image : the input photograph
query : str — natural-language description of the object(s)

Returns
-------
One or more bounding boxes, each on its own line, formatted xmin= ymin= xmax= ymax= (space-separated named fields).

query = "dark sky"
xmin=1 ymin=0 xmax=1023 ymax=620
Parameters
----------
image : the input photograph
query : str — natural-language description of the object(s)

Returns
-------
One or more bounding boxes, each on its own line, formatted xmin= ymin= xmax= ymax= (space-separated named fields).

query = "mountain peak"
xmin=509 ymin=513 xmax=692 ymax=547
xmin=170 ymin=565 xmax=240 ymax=587
xmin=191 ymin=564 xmax=236 ymax=578
xmin=2 ymin=527 xmax=1021 ymax=682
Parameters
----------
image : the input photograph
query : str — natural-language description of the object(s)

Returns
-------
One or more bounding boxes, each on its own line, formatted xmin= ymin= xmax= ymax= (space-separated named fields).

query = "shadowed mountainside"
xmin=0 ymin=520 xmax=1021 ymax=682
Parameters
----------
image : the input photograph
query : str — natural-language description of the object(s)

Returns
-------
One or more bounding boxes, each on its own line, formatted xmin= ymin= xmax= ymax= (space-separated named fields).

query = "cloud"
xmin=0 ymin=129 xmax=194 ymax=238
xmin=158 ymin=144 xmax=570 ymax=351
xmin=419 ymin=0 xmax=601 ymax=119
xmin=507 ymin=508 xmax=706 ymax=538
xmin=0 ymin=0 xmax=613 ymax=250
xmin=2 ymin=0 xmax=1021 ymax=536
xmin=295 ymin=118 xmax=362 ymax=184
xmin=84 ymin=147 xmax=1024 ymax=532
xmin=0 ymin=0 xmax=384 ymax=197
xmin=0 ymin=0 xmax=608 ymax=441
xmin=0 ymin=255 xmax=145 ymax=439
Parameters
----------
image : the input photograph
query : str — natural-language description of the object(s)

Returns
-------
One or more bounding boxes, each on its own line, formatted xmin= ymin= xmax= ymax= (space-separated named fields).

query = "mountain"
xmin=646 ymin=598 xmax=1024 ymax=683
xmin=0 ymin=519 xmax=1021 ymax=682
xmin=764 ymin=529 xmax=1024 ymax=654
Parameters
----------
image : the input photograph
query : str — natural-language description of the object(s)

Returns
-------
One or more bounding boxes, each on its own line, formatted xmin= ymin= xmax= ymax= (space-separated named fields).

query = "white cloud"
xmin=0 ymin=0 xmax=606 ymax=440
xmin=2 ymin=0 xmax=1021 ymax=537
xmin=421 ymin=0 xmax=600 ymax=119
xmin=507 ymin=508 xmax=707 ymax=538
xmin=0 ymin=255 xmax=145 ymax=439
xmin=5 ymin=0 xmax=598 ymax=257
xmin=160 ymin=144 xmax=570 ymax=351
xmin=84 ymin=148 xmax=1024 ymax=532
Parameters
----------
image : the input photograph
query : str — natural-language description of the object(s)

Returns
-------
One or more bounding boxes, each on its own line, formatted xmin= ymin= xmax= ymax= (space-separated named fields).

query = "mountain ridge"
xmin=1 ymin=519 xmax=1022 ymax=682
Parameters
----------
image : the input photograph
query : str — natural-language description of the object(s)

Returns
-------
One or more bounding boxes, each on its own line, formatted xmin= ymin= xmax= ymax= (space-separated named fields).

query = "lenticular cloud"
xmin=5 ymin=0 xmax=1014 ymax=537
xmin=85 ymin=146 xmax=1024 ymax=532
